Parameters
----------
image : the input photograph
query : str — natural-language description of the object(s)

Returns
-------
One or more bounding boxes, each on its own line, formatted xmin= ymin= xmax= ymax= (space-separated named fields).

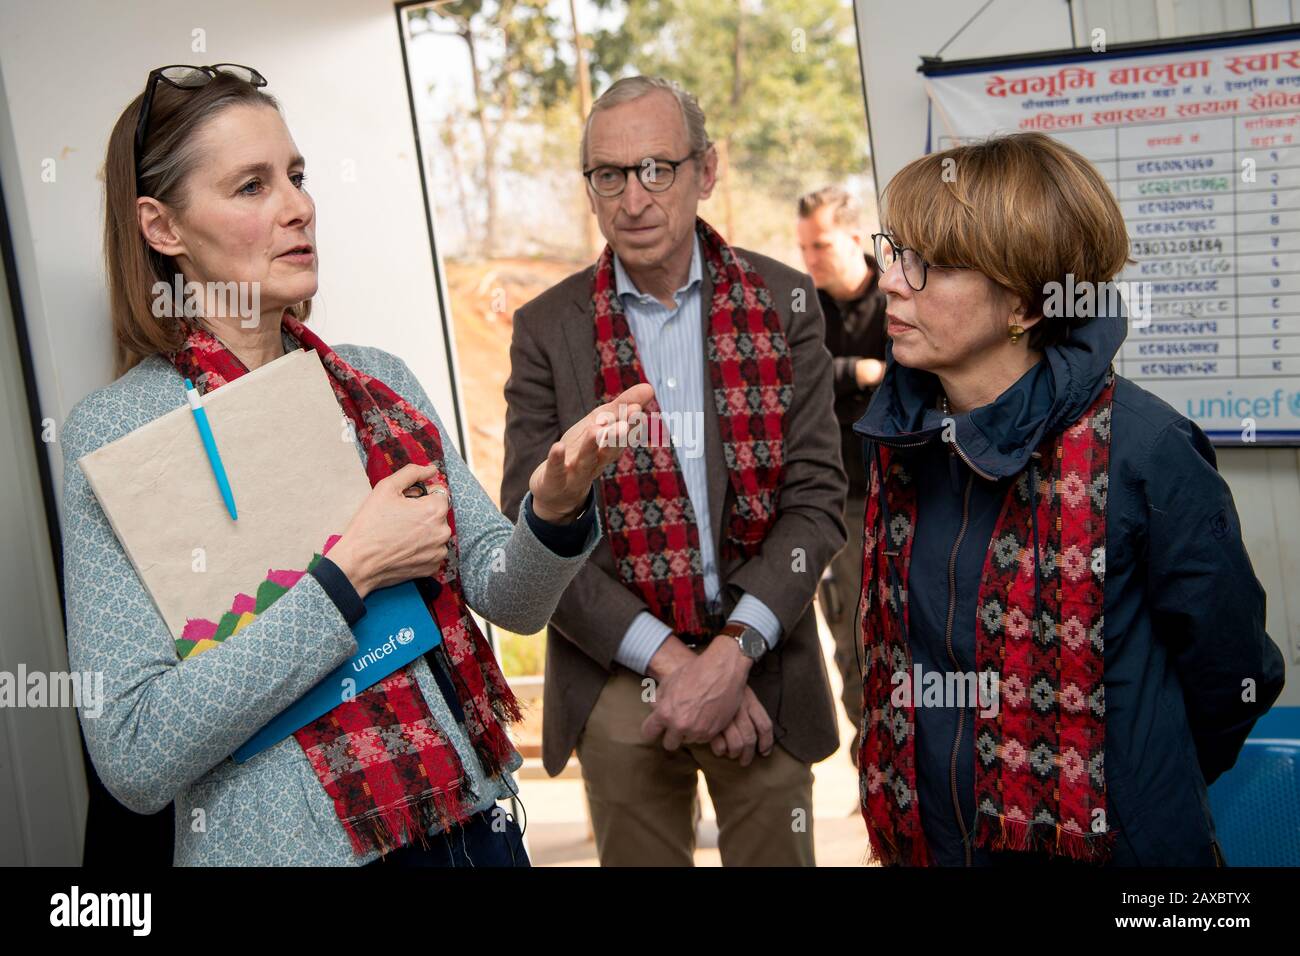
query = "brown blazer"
xmin=500 ymin=246 xmax=847 ymax=775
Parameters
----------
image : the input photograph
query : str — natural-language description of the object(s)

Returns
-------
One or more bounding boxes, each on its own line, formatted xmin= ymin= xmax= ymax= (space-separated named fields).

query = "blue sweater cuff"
xmin=524 ymin=487 xmax=597 ymax=557
xmin=310 ymin=555 xmax=367 ymax=628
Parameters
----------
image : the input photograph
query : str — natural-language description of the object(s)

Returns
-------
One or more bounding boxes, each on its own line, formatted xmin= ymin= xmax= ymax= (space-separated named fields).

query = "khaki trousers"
xmin=575 ymin=665 xmax=815 ymax=866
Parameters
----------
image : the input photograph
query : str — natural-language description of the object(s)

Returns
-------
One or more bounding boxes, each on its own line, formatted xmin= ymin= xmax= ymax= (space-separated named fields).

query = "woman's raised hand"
xmin=528 ymin=382 xmax=655 ymax=523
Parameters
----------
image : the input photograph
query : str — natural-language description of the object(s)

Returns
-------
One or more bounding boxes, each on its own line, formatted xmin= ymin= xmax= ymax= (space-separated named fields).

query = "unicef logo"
xmin=396 ymin=627 xmax=415 ymax=646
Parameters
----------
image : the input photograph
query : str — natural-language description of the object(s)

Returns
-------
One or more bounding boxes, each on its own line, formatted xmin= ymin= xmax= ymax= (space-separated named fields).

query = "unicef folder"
xmin=232 ymin=579 xmax=443 ymax=763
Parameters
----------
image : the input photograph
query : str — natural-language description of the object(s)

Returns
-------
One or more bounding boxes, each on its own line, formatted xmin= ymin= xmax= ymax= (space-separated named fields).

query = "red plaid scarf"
xmin=593 ymin=218 xmax=792 ymax=639
xmin=857 ymin=378 xmax=1115 ymax=865
xmin=167 ymin=312 xmax=522 ymax=858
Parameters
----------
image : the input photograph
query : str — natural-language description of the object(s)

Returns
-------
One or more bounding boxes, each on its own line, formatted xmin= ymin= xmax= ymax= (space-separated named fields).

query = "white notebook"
xmin=78 ymin=348 xmax=374 ymax=645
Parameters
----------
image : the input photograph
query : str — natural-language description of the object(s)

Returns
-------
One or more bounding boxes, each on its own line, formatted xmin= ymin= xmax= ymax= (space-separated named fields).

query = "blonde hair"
xmin=881 ymin=132 xmax=1131 ymax=348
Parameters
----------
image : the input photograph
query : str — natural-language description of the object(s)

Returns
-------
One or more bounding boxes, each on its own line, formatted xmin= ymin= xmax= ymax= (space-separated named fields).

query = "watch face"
xmin=739 ymin=629 xmax=765 ymax=658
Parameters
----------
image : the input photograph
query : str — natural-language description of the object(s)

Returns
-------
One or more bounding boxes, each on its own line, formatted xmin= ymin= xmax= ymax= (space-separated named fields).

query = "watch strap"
xmin=719 ymin=622 xmax=765 ymax=659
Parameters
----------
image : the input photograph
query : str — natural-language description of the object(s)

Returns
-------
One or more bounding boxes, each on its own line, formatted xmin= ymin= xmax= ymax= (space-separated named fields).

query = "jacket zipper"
xmin=866 ymin=434 xmax=931 ymax=450
xmin=949 ymin=436 xmax=996 ymax=481
xmin=874 ymin=427 xmax=986 ymax=865
xmin=946 ymin=468 xmax=975 ymax=866
xmin=866 ymin=428 xmax=997 ymax=482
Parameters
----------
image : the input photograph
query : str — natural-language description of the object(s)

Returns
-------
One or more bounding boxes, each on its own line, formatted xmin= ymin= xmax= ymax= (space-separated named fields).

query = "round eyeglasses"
xmin=583 ymin=153 xmax=699 ymax=198
xmin=872 ymin=232 xmax=973 ymax=292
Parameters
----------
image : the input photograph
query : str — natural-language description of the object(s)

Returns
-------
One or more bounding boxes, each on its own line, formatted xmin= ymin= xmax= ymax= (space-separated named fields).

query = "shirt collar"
xmin=613 ymin=233 xmax=703 ymax=305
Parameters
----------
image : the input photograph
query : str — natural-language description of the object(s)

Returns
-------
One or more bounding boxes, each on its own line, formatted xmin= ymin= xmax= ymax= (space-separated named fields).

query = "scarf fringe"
xmin=472 ymin=718 xmax=524 ymax=783
xmin=491 ymin=687 xmax=525 ymax=727
xmin=449 ymin=657 xmax=525 ymax=781
xmin=342 ymin=777 xmax=476 ymax=859
xmin=867 ymin=812 xmax=1112 ymax=866
xmin=863 ymin=816 xmax=931 ymax=867
xmin=970 ymin=810 xmax=1113 ymax=863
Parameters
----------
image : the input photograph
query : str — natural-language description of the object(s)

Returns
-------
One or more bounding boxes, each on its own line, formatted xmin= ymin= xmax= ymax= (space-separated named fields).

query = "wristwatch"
xmin=719 ymin=622 xmax=767 ymax=662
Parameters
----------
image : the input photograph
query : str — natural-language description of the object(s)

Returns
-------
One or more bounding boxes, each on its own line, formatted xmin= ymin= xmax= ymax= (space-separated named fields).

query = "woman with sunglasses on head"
xmin=63 ymin=65 xmax=652 ymax=866
xmin=853 ymin=132 xmax=1285 ymax=866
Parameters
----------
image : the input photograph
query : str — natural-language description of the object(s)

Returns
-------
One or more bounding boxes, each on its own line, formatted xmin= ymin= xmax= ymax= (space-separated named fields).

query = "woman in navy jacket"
xmin=853 ymin=132 xmax=1285 ymax=866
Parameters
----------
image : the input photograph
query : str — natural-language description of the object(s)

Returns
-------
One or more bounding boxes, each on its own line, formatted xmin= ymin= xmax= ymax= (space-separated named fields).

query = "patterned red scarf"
xmin=167 ymin=312 xmax=522 ymax=858
xmin=593 ymin=218 xmax=792 ymax=639
xmin=857 ymin=378 xmax=1115 ymax=865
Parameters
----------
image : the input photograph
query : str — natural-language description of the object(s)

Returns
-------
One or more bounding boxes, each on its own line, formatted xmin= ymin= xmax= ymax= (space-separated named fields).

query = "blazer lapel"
xmin=561 ymin=273 xmax=599 ymax=418
xmin=700 ymin=264 xmax=727 ymax=552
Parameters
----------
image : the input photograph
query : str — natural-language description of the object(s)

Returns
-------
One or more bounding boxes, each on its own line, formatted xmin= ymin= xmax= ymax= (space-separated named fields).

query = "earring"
xmin=1008 ymin=323 xmax=1025 ymax=344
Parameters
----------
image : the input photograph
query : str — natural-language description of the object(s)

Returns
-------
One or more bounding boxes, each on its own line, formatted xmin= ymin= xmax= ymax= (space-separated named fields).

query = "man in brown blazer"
xmin=500 ymin=75 xmax=846 ymax=866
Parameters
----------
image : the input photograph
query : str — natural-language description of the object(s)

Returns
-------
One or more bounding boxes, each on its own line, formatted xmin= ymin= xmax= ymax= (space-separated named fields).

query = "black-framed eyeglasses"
xmin=583 ymin=152 xmax=700 ymax=198
xmin=872 ymin=232 xmax=973 ymax=292
xmin=134 ymin=64 xmax=267 ymax=190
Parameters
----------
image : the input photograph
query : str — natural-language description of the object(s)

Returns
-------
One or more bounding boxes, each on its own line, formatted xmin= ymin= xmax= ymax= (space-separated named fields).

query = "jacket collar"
xmin=853 ymin=308 xmax=1126 ymax=479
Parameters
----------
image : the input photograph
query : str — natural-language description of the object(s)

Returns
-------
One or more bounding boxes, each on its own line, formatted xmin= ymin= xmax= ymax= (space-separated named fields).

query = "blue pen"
xmin=184 ymin=378 xmax=238 ymax=520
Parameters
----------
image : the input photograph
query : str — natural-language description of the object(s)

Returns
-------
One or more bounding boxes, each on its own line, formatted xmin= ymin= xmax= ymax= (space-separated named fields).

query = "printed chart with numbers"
xmin=923 ymin=29 xmax=1300 ymax=442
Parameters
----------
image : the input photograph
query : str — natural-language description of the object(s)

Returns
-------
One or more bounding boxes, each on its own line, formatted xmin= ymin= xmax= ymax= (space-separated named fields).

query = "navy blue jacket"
xmin=853 ymin=309 xmax=1286 ymax=866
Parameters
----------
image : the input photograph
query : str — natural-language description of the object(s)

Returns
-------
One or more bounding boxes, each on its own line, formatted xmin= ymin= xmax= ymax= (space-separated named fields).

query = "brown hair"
xmin=880 ymin=132 xmax=1131 ymax=349
xmin=797 ymin=184 xmax=862 ymax=229
xmin=103 ymin=71 xmax=311 ymax=377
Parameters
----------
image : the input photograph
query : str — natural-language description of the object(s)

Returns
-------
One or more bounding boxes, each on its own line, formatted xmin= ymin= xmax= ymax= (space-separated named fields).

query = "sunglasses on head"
xmin=133 ymin=64 xmax=267 ymax=191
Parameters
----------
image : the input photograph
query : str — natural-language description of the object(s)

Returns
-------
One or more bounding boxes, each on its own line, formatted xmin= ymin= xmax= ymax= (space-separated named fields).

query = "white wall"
xmin=856 ymin=0 xmax=1072 ymax=188
xmin=855 ymin=0 xmax=1300 ymax=704
xmin=0 ymin=0 xmax=465 ymax=862
xmin=0 ymin=177 xmax=84 ymax=867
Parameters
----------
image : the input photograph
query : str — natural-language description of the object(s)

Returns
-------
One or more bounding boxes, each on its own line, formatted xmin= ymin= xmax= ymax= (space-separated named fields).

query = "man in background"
xmin=796 ymin=185 xmax=887 ymax=763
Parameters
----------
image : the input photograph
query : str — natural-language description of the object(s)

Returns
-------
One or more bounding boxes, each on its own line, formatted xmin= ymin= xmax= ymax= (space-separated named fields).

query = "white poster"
xmin=923 ymin=31 xmax=1300 ymax=443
